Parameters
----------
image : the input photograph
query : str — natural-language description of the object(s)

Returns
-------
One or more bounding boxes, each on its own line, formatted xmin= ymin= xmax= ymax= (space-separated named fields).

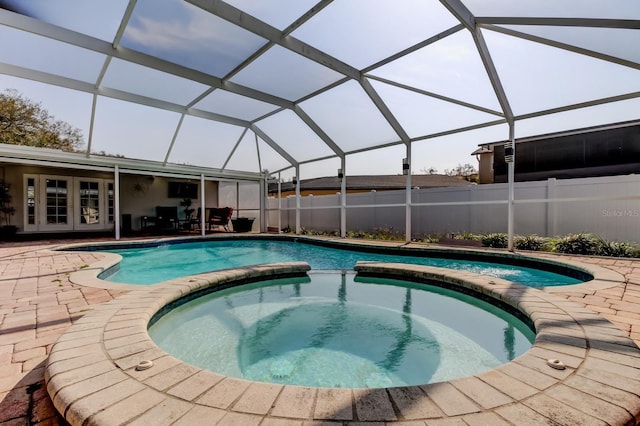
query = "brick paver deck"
xmin=1 ymin=236 xmax=640 ymax=425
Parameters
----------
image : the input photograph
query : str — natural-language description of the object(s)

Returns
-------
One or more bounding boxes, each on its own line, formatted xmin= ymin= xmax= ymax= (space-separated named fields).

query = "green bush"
xmin=453 ymin=232 xmax=481 ymax=240
xmin=419 ymin=233 xmax=442 ymax=244
xmin=285 ymin=227 xmax=640 ymax=259
xmin=371 ymin=226 xmax=404 ymax=241
xmin=346 ymin=230 xmax=368 ymax=239
xmin=514 ymin=235 xmax=547 ymax=251
xmin=596 ymin=239 xmax=640 ymax=258
xmin=481 ymin=233 xmax=508 ymax=248
xmin=553 ymin=233 xmax=599 ymax=255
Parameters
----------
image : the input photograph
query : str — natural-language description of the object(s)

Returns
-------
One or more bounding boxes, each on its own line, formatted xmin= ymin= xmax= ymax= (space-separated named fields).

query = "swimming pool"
xmin=149 ymin=271 xmax=535 ymax=388
xmin=99 ymin=237 xmax=586 ymax=286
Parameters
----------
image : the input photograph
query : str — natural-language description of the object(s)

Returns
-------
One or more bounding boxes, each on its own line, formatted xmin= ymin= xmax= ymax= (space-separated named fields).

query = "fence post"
xmin=547 ymin=178 xmax=556 ymax=237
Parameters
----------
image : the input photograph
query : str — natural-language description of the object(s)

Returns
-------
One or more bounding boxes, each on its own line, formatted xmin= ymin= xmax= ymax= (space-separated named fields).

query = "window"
xmin=107 ymin=182 xmax=114 ymax=223
xmin=26 ymin=177 xmax=36 ymax=226
xmin=45 ymin=179 xmax=68 ymax=225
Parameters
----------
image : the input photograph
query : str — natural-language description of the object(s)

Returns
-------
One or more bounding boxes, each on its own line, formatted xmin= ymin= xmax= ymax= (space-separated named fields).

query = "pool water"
xmin=103 ymin=239 xmax=583 ymax=286
xmin=149 ymin=272 xmax=535 ymax=388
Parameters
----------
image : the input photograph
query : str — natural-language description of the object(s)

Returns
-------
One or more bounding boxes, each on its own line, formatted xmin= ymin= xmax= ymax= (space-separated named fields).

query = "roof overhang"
xmin=0 ymin=143 xmax=263 ymax=181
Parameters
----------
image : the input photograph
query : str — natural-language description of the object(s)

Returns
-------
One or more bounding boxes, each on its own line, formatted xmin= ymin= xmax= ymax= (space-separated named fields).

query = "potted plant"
xmin=0 ymin=181 xmax=17 ymax=239
xmin=180 ymin=198 xmax=194 ymax=219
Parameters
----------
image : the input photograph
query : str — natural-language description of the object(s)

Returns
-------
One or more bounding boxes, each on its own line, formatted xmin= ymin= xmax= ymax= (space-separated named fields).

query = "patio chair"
xmin=155 ymin=206 xmax=179 ymax=230
xmin=81 ymin=207 xmax=99 ymax=224
xmin=208 ymin=207 xmax=233 ymax=231
xmin=190 ymin=207 xmax=206 ymax=231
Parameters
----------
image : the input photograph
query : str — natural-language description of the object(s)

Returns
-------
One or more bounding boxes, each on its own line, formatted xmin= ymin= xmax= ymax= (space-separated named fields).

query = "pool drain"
xmin=546 ymin=358 xmax=565 ymax=370
xmin=135 ymin=360 xmax=154 ymax=371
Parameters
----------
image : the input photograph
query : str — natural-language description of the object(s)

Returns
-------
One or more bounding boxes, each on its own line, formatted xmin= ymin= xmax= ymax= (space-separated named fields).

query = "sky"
xmin=1 ymin=0 xmax=639 ymax=181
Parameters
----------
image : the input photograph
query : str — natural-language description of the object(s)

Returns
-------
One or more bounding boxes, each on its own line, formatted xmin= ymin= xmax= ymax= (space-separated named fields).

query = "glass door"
xmin=39 ymin=176 xmax=73 ymax=231
xmin=76 ymin=179 xmax=100 ymax=228
xmin=73 ymin=178 xmax=114 ymax=229
xmin=26 ymin=174 xmax=114 ymax=232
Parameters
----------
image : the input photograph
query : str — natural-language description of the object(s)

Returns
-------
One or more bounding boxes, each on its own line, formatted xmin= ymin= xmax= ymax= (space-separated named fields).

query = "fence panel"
xmin=267 ymin=175 xmax=640 ymax=242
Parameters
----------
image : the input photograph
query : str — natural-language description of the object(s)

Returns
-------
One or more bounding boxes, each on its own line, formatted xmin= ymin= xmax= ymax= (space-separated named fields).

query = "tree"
xmin=444 ymin=163 xmax=478 ymax=182
xmin=0 ymin=181 xmax=15 ymax=226
xmin=0 ymin=89 xmax=84 ymax=152
xmin=419 ymin=166 xmax=439 ymax=175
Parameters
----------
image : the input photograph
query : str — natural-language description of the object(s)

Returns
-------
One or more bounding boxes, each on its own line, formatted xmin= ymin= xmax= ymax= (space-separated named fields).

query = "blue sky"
xmin=1 ymin=0 xmax=639 ymax=180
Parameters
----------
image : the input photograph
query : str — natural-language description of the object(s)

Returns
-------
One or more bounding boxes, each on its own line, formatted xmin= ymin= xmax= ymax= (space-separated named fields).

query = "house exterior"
xmin=473 ymin=120 xmax=640 ymax=184
xmin=0 ymin=144 xmax=261 ymax=237
xmin=269 ymin=174 xmax=471 ymax=197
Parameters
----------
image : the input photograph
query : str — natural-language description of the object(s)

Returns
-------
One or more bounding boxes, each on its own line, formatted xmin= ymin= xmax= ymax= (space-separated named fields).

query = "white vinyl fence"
xmin=267 ymin=175 xmax=640 ymax=243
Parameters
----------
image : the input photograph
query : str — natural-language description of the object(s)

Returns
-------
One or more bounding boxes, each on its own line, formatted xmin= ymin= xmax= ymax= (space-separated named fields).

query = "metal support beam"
xmin=473 ymin=28 xmax=514 ymax=122
xmin=481 ymin=24 xmax=640 ymax=71
xmin=164 ymin=114 xmax=185 ymax=165
xmin=200 ymin=174 xmax=206 ymax=236
xmin=114 ymin=165 xmax=120 ymax=240
xmin=86 ymin=94 xmax=98 ymax=157
xmin=222 ymin=127 xmax=249 ymax=170
xmin=260 ymin=171 xmax=267 ymax=233
xmin=439 ymin=0 xmax=476 ymax=31
xmin=251 ymin=125 xmax=299 ymax=168
xmin=507 ymin=124 xmax=515 ymax=251
xmin=294 ymin=105 xmax=345 ymax=157
xmin=0 ymin=62 xmax=252 ymax=128
xmin=186 ymin=0 xmax=361 ymax=80
xmin=295 ymin=166 xmax=301 ymax=235
xmin=340 ymin=157 xmax=346 ymax=238
xmin=405 ymin=145 xmax=412 ymax=243
xmin=0 ymin=9 xmax=293 ymax=109
xmin=360 ymin=77 xmax=411 ymax=144
xmin=278 ymin=172 xmax=282 ymax=233
xmin=475 ymin=16 xmax=640 ymax=30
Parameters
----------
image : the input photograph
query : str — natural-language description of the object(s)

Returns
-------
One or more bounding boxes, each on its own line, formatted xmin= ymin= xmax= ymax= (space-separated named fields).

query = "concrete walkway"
xmin=1 ymin=237 xmax=640 ymax=425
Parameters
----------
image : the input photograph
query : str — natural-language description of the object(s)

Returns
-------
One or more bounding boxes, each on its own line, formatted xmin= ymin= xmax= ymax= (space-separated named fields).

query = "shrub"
xmin=299 ymin=227 xmax=311 ymax=235
xmin=453 ymin=232 xmax=481 ymax=240
xmin=553 ymin=233 xmax=599 ymax=255
xmin=481 ymin=233 xmax=508 ymax=248
xmin=370 ymin=227 xmax=404 ymax=241
xmin=596 ymin=239 xmax=640 ymax=258
xmin=514 ymin=235 xmax=547 ymax=251
xmin=346 ymin=230 xmax=368 ymax=239
xmin=419 ymin=233 xmax=442 ymax=244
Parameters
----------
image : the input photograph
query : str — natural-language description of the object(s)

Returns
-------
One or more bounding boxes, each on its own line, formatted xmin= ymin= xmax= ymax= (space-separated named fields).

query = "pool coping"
xmin=46 ymin=259 xmax=640 ymax=425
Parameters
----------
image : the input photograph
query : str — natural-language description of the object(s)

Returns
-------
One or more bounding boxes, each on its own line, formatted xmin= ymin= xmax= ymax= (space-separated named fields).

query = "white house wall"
xmin=119 ymin=175 xmax=218 ymax=231
xmin=0 ymin=164 xmax=219 ymax=232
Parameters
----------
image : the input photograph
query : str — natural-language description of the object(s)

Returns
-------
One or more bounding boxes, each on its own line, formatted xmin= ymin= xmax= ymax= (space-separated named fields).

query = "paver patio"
xmin=1 ymin=236 xmax=640 ymax=425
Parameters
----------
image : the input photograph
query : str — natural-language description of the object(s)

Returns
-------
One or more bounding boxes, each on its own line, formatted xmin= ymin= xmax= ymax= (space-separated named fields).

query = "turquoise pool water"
xmin=149 ymin=272 xmax=535 ymax=388
xmin=102 ymin=239 xmax=584 ymax=286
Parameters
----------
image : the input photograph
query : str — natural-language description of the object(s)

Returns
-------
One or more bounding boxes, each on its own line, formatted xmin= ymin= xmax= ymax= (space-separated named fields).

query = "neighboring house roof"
xmin=472 ymin=119 xmax=640 ymax=153
xmin=270 ymin=174 xmax=471 ymax=194
xmin=472 ymin=119 xmax=640 ymax=183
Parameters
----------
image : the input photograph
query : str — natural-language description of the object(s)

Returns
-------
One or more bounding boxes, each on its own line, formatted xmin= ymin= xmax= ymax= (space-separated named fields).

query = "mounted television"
xmin=168 ymin=181 xmax=198 ymax=199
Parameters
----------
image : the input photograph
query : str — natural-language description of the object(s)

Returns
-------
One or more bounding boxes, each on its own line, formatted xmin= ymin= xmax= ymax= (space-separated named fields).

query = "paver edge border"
xmin=45 ymin=260 xmax=640 ymax=425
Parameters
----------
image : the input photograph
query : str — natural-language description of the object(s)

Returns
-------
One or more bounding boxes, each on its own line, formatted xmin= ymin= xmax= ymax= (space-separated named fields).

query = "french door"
xmin=24 ymin=175 xmax=114 ymax=232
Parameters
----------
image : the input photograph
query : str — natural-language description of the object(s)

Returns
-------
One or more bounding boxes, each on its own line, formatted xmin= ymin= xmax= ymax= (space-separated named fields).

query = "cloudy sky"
xmin=1 ymin=0 xmax=639 ymax=180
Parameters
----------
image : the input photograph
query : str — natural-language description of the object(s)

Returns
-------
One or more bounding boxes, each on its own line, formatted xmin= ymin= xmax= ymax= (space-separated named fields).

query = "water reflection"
xmin=504 ymin=325 xmax=515 ymax=360
xmin=149 ymin=272 xmax=533 ymax=388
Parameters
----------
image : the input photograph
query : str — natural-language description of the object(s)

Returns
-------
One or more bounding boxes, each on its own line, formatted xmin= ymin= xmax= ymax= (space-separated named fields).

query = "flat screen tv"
xmin=168 ymin=182 xmax=198 ymax=199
